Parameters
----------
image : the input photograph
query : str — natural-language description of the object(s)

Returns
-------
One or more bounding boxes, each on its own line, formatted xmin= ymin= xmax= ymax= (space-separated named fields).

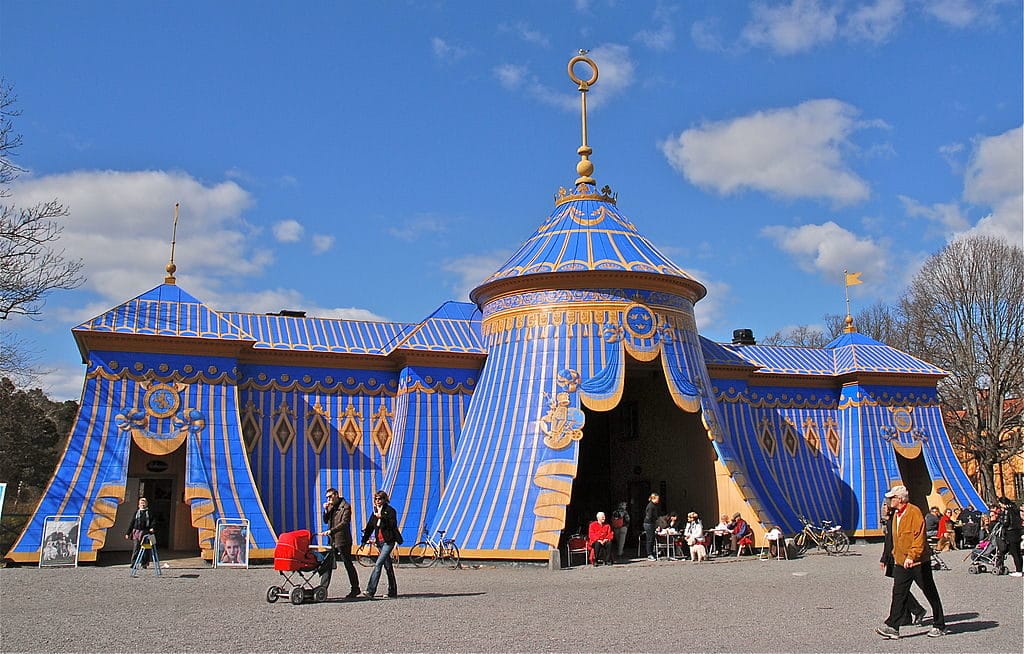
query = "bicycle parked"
xmin=355 ymin=541 xmax=400 ymax=567
xmin=793 ymin=516 xmax=850 ymax=555
xmin=409 ymin=529 xmax=461 ymax=569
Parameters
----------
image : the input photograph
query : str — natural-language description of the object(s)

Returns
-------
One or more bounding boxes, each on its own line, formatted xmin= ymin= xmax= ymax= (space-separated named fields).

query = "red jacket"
xmin=589 ymin=520 xmax=614 ymax=544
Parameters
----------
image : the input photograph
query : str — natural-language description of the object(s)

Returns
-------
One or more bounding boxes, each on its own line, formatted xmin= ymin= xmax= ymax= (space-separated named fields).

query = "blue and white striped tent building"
xmin=9 ymin=57 xmax=983 ymax=564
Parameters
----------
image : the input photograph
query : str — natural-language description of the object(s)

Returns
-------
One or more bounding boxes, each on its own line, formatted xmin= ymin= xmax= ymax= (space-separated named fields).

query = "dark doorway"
xmin=565 ymin=359 xmax=719 ymax=551
xmin=141 ymin=478 xmax=174 ymax=547
xmin=895 ymin=448 xmax=933 ymax=514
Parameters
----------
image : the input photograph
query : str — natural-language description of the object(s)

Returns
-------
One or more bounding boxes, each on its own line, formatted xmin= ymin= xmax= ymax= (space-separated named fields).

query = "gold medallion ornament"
xmin=892 ymin=407 xmax=914 ymax=433
xmin=143 ymin=383 xmax=182 ymax=419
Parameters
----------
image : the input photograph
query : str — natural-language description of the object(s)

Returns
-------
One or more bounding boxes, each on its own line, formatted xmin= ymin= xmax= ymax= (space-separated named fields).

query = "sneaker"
xmin=910 ymin=607 xmax=926 ymax=626
xmin=345 ymin=589 xmax=360 ymax=599
xmin=361 ymin=591 xmax=376 ymax=600
xmin=646 ymin=555 xmax=656 ymax=561
xmin=927 ymin=627 xmax=948 ymax=638
xmin=387 ymin=591 xmax=398 ymax=598
xmin=875 ymin=625 xmax=899 ymax=640
xmin=1010 ymin=572 xmax=1023 ymax=577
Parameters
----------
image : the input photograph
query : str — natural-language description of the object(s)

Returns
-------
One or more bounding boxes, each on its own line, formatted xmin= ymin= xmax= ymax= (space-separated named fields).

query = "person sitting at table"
xmin=588 ymin=511 xmax=615 ymax=566
xmin=730 ymin=512 xmax=752 ymax=554
xmin=684 ymin=512 xmax=706 ymax=563
xmin=712 ymin=514 xmax=732 ymax=555
xmin=655 ymin=512 xmax=684 ymax=559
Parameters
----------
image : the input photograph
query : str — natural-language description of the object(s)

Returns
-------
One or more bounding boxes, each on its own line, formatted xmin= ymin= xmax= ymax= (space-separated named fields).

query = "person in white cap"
xmin=876 ymin=485 xmax=948 ymax=639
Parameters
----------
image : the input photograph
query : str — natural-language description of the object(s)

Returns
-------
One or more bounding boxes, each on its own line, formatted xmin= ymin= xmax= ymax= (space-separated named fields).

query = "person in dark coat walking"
xmin=360 ymin=490 xmax=402 ymax=599
xmin=321 ymin=487 xmax=360 ymax=598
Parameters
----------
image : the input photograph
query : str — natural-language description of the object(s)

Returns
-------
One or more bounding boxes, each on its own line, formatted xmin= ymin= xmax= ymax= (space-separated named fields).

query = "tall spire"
xmin=568 ymin=52 xmax=598 ymax=186
xmin=164 ymin=203 xmax=180 ymax=284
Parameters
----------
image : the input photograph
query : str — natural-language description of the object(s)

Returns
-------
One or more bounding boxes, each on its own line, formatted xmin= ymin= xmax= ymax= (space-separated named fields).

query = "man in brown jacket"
xmin=322 ymin=487 xmax=360 ymax=598
xmin=876 ymin=485 xmax=947 ymax=639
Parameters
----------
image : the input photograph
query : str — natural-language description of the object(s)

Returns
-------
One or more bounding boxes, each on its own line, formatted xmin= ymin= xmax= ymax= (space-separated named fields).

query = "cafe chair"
xmin=566 ymin=534 xmax=589 ymax=568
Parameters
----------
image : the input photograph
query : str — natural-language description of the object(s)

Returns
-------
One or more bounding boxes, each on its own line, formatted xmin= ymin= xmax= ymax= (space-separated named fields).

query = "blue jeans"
xmin=366 ymin=541 xmax=396 ymax=596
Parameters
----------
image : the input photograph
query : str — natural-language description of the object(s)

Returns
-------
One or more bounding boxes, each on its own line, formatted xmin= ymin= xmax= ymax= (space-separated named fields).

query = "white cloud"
xmin=495 ymin=64 xmax=527 ymax=90
xmin=634 ymin=4 xmax=677 ymax=51
xmin=210 ymin=287 xmax=388 ymax=321
xmin=687 ymin=268 xmax=730 ymax=332
xmin=843 ymin=0 xmax=905 ymax=43
xmin=387 ymin=215 xmax=449 ymax=242
xmin=311 ymin=234 xmax=335 ymax=254
xmin=498 ymin=21 xmax=549 ymax=47
xmin=899 ymin=195 xmax=969 ymax=237
xmin=431 ymin=37 xmax=469 ymax=63
xmin=742 ymin=0 xmax=839 ymax=54
xmin=9 ymin=170 xmax=261 ymax=306
xmin=923 ymin=0 xmax=982 ymax=27
xmin=661 ymin=99 xmax=872 ymax=204
xmin=691 ymin=18 xmax=727 ymax=52
xmin=493 ymin=43 xmax=634 ymax=112
xmin=442 ymin=252 xmax=511 ymax=302
xmin=7 ymin=169 xmax=387 ymax=324
xmin=761 ymin=221 xmax=889 ymax=282
xmin=273 ymin=219 xmax=304 ymax=242
xmin=962 ymin=125 xmax=1024 ymax=245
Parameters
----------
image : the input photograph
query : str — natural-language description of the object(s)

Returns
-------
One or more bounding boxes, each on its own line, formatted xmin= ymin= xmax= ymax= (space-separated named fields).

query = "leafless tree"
xmin=900 ymin=235 xmax=1024 ymax=503
xmin=760 ymin=324 xmax=830 ymax=347
xmin=823 ymin=301 xmax=909 ymax=350
xmin=0 ymin=80 xmax=83 ymax=326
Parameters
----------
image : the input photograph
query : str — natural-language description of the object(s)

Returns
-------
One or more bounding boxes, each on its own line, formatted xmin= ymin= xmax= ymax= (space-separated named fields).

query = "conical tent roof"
xmin=472 ymin=183 xmax=706 ymax=304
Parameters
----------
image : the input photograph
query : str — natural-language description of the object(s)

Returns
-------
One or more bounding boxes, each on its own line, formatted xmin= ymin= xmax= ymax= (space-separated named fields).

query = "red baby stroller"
xmin=266 ymin=529 xmax=335 ymax=605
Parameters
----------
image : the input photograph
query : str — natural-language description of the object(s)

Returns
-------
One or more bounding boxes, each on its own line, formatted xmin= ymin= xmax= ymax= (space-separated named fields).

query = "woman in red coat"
xmin=588 ymin=512 xmax=615 ymax=565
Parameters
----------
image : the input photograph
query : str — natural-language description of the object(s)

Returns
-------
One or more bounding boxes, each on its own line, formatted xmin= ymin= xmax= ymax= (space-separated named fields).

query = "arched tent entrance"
xmin=565 ymin=357 xmax=719 ymax=542
xmin=894 ymin=442 xmax=934 ymax=514
xmin=105 ymin=439 xmax=199 ymax=555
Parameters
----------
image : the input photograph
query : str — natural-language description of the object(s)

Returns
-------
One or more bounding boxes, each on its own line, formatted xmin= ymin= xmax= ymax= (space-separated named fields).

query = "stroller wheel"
xmin=314 ymin=586 xmax=328 ymax=603
xmin=266 ymin=586 xmax=281 ymax=603
xmin=290 ymin=587 xmax=304 ymax=605
xmin=968 ymin=565 xmax=978 ymax=574
xmin=996 ymin=565 xmax=1008 ymax=576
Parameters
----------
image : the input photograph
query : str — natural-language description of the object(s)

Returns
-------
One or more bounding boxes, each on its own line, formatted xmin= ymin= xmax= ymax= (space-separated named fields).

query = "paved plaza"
xmin=1 ymin=543 xmax=1021 ymax=653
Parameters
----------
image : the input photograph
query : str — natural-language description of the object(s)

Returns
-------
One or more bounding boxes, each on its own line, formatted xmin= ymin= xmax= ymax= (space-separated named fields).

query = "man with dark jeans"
xmin=876 ymin=485 xmax=947 ymax=640
xmin=321 ymin=487 xmax=360 ymax=598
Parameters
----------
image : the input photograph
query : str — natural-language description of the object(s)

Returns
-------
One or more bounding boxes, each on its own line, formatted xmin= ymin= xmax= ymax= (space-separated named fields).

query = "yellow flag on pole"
xmin=845 ymin=271 xmax=863 ymax=287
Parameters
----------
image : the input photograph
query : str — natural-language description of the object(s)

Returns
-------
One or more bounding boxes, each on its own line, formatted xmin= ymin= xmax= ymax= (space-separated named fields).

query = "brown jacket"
xmin=892 ymin=503 xmax=927 ymax=566
xmin=323 ymin=497 xmax=353 ymax=549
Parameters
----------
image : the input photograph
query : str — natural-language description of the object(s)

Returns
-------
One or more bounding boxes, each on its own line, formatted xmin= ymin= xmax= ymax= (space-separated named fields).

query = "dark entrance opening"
xmin=565 ymin=359 xmax=719 ymax=556
xmin=895 ymin=447 xmax=933 ymax=515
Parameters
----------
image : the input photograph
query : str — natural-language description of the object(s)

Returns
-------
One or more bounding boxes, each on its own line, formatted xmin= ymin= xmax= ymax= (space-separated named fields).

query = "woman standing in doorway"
xmin=125 ymin=497 xmax=154 ymax=568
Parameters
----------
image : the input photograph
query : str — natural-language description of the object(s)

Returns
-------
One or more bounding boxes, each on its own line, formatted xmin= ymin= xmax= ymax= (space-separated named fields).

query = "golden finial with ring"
xmin=164 ymin=203 xmax=180 ymax=284
xmin=568 ymin=52 xmax=599 ymax=186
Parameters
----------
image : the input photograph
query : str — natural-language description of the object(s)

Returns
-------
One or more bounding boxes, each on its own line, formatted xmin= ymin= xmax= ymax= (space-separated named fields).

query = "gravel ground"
xmin=1 ymin=543 xmax=1021 ymax=653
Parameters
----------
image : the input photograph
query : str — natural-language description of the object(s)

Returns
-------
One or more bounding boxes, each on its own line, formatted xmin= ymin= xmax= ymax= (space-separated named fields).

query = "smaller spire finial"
xmin=164 ymin=203 xmax=179 ymax=284
xmin=567 ymin=53 xmax=599 ymax=186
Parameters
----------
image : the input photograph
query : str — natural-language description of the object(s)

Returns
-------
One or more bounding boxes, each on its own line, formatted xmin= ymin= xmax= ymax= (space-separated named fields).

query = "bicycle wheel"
xmin=441 ymin=542 xmax=460 ymax=569
xmin=409 ymin=541 xmax=435 ymax=567
xmin=793 ymin=532 xmax=809 ymax=556
xmin=830 ymin=531 xmax=850 ymax=554
xmin=356 ymin=543 xmax=377 ymax=567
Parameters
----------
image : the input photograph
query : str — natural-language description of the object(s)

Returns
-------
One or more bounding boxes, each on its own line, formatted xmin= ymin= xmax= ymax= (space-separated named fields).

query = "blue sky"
xmin=4 ymin=0 xmax=1022 ymax=401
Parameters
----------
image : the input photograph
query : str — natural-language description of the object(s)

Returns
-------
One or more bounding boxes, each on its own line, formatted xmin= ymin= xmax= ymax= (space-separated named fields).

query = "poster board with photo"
xmin=214 ymin=519 xmax=250 ymax=568
xmin=39 ymin=515 xmax=81 ymax=567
